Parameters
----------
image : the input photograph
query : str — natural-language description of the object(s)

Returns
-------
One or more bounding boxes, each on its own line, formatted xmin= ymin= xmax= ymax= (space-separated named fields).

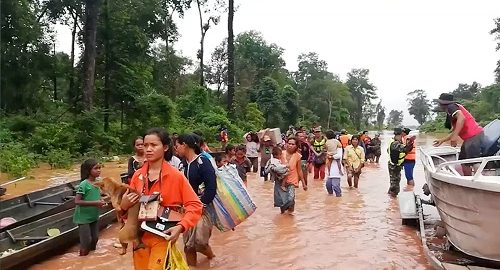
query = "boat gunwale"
xmin=0 ymin=180 xmax=82 ymax=232
xmin=0 ymin=207 xmax=115 ymax=270
xmin=419 ymin=147 xmax=500 ymax=193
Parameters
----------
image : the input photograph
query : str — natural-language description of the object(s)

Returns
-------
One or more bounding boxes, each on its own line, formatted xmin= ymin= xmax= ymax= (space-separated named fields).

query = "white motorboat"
xmin=420 ymin=146 xmax=500 ymax=262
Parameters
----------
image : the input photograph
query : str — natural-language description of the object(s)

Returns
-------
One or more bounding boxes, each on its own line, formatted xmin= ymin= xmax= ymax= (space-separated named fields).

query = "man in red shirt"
xmin=433 ymin=93 xmax=484 ymax=175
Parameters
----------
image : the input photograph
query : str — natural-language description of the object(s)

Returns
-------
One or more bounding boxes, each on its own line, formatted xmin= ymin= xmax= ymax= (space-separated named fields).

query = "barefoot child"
xmin=265 ymin=146 xmax=289 ymax=191
xmin=73 ymin=159 xmax=108 ymax=256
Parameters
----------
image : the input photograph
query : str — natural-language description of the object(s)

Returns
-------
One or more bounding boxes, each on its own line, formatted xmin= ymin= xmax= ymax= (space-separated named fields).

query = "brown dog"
xmin=95 ymin=177 xmax=141 ymax=255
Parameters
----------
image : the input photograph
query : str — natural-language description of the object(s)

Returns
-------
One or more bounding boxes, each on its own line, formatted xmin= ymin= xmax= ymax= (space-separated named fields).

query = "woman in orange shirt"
xmin=120 ymin=128 xmax=203 ymax=270
xmin=274 ymin=137 xmax=307 ymax=214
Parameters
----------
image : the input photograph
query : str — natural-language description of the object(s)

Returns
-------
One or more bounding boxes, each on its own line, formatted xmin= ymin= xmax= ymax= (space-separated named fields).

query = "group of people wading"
xmin=71 ymin=91 xmax=488 ymax=270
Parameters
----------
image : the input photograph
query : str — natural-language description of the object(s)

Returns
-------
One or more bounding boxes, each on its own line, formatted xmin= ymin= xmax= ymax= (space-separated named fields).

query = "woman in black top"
xmin=175 ymin=133 xmax=217 ymax=266
xmin=126 ymin=137 xmax=145 ymax=183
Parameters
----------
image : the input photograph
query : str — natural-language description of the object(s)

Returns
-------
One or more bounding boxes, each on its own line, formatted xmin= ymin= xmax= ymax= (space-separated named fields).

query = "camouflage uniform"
xmin=387 ymin=139 xmax=413 ymax=196
xmin=388 ymin=163 xmax=403 ymax=195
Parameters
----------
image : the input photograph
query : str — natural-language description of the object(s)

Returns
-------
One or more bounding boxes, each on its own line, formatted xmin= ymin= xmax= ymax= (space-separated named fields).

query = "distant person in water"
xmin=433 ymin=93 xmax=484 ymax=176
xmin=343 ymin=135 xmax=365 ymax=188
xmin=401 ymin=128 xmax=416 ymax=190
xmin=259 ymin=135 xmax=274 ymax=181
xmin=368 ymin=133 xmax=382 ymax=164
xmin=275 ymin=137 xmax=307 ymax=214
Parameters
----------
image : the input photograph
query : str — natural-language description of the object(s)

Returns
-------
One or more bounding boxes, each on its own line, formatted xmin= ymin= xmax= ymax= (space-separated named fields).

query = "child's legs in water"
xmin=89 ymin=221 xmax=99 ymax=250
xmin=78 ymin=223 xmax=92 ymax=255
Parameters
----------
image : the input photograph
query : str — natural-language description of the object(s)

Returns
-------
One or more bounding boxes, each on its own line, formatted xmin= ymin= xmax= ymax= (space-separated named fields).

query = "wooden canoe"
xmin=0 ymin=180 xmax=81 ymax=232
xmin=0 ymin=206 xmax=115 ymax=270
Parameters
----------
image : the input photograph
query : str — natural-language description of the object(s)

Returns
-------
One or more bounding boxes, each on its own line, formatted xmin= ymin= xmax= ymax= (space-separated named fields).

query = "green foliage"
xmin=375 ymin=101 xmax=386 ymax=130
xmin=1 ymin=0 xmax=52 ymax=112
xmin=243 ymin=103 xmax=265 ymax=131
xmin=387 ymin=110 xmax=403 ymax=128
xmin=256 ymin=77 xmax=283 ymax=128
xmin=4 ymin=0 xmax=498 ymax=178
xmin=422 ymin=83 xmax=499 ymax=131
xmin=490 ymin=18 xmax=500 ymax=82
xmin=280 ymin=85 xmax=300 ymax=129
xmin=407 ymin=89 xmax=431 ymax=125
xmin=176 ymin=85 xmax=210 ymax=119
xmin=346 ymin=68 xmax=377 ymax=130
xmin=46 ymin=149 xmax=73 ymax=169
xmin=0 ymin=142 xmax=38 ymax=177
xmin=420 ymin=114 xmax=447 ymax=133
xmin=235 ymin=31 xmax=285 ymax=87
xmin=30 ymin=123 xmax=79 ymax=155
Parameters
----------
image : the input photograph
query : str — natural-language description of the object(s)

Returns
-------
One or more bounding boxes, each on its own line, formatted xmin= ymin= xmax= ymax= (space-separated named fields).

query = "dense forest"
xmin=1 ymin=1 xmax=499 ymax=177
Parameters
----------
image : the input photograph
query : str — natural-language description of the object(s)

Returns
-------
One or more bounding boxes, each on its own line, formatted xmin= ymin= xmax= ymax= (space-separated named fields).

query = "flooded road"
xmin=13 ymin=132 xmax=441 ymax=269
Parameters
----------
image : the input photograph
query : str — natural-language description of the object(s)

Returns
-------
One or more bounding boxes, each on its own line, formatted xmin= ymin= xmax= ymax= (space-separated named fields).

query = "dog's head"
xmin=95 ymin=177 xmax=122 ymax=195
xmin=95 ymin=177 xmax=138 ymax=198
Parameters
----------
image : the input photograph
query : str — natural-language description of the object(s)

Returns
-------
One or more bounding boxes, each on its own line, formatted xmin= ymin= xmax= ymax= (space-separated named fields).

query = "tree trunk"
xmin=356 ymin=95 xmax=363 ymax=130
xmin=227 ymin=0 xmax=235 ymax=117
xmin=68 ymin=11 xmax=77 ymax=109
xmin=82 ymin=0 xmax=100 ymax=111
xmin=199 ymin=34 xmax=205 ymax=86
xmin=53 ymin=43 xmax=57 ymax=100
xmin=196 ymin=0 xmax=204 ymax=86
xmin=103 ymin=0 xmax=110 ymax=132
xmin=165 ymin=8 xmax=175 ymax=53
xmin=327 ymin=100 xmax=332 ymax=129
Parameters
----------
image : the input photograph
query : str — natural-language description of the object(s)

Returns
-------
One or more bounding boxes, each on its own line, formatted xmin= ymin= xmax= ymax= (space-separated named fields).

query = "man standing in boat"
xmin=433 ymin=93 xmax=484 ymax=176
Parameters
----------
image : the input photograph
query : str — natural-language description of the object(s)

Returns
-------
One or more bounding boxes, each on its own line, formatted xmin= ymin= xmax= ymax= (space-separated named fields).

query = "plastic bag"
xmin=210 ymin=164 xmax=257 ymax=232
xmin=165 ymin=241 xmax=189 ymax=270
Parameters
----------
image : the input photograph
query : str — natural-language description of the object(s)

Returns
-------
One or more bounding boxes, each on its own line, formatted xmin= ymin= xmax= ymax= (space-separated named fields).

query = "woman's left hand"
xmin=164 ymin=225 xmax=183 ymax=243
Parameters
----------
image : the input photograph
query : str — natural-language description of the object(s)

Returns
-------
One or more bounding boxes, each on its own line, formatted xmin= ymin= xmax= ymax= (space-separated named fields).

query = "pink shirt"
xmin=450 ymin=104 xmax=483 ymax=140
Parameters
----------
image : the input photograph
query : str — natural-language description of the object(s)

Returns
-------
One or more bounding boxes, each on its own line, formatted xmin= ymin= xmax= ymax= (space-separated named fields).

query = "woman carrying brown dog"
xmin=175 ymin=133 xmax=217 ymax=266
xmin=121 ymin=128 xmax=203 ymax=270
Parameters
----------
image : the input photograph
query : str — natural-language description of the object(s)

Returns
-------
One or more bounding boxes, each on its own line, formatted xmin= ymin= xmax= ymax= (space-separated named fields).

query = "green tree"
xmin=1 ymin=0 xmax=52 ymax=112
xmin=256 ymin=77 xmax=283 ymax=127
xmin=195 ymin=0 xmax=223 ymax=86
xmin=295 ymin=52 xmax=329 ymax=84
xmin=387 ymin=109 xmax=403 ymax=128
xmin=227 ymin=0 xmax=235 ymax=116
xmin=451 ymin=82 xmax=481 ymax=100
xmin=206 ymin=40 xmax=228 ymax=98
xmin=234 ymin=31 xmax=286 ymax=89
xmin=243 ymin=103 xmax=265 ymax=131
xmin=375 ymin=101 xmax=386 ymax=130
xmin=491 ymin=18 xmax=500 ymax=83
xmin=280 ymin=85 xmax=300 ymax=129
xmin=407 ymin=89 xmax=431 ymax=125
xmin=82 ymin=0 xmax=101 ymax=110
xmin=346 ymin=68 xmax=377 ymax=130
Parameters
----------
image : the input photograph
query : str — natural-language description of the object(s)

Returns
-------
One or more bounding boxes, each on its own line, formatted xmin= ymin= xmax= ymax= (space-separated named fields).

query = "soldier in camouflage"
xmin=387 ymin=128 xmax=416 ymax=197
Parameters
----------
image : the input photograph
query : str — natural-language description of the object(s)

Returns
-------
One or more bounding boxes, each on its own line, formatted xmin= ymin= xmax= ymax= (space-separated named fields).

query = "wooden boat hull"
xmin=421 ymin=147 xmax=500 ymax=262
xmin=0 ymin=181 xmax=81 ymax=232
xmin=0 ymin=206 xmax=115 ymax=270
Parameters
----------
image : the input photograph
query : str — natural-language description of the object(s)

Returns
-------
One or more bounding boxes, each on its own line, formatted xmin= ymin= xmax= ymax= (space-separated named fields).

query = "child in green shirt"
xmin=73 ymin=159 xmax=107 ymax=256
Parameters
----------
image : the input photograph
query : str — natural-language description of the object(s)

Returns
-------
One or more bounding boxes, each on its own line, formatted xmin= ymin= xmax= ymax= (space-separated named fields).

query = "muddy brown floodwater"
xmin=4 ymin=132 xmax=443 ymax=270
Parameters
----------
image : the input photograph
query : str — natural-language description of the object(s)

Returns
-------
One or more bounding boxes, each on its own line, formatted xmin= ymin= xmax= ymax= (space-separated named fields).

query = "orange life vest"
xmin=339 ymin=135 xmax=350 ymax=148
xmin=403 ymin=135 xmax=416 ymax=160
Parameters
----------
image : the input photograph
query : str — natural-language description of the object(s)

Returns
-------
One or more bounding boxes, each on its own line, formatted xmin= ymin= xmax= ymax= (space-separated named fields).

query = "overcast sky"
xmin=55 ymin=0 xmax=500 ymax=125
